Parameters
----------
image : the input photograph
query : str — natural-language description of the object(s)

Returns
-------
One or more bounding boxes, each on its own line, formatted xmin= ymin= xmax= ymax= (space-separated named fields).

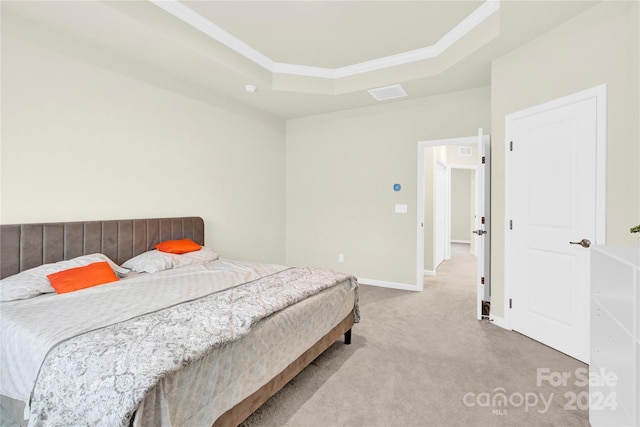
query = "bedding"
xmin=0 ymin=253 xmax=129 ymax=302
xmin=121 ymin=247 xmax=220 ymax=273
xmin=133 ymin=282 xmax=356 ymax=426
xmin=30 ymin=265 xmax=355 ymax=426
xmin=1 ymin=259 xmax=357 ymax=426
xmin=0 ymin=217 xmax=358 ymax=426
xmin=2 ymin=258 xmax=287 ymax=409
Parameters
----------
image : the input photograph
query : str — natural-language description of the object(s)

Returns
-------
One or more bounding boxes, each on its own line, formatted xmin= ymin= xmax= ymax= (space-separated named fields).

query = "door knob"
xmin=473 ymin=230 xmax=487 ymax=235
xmin=569 ymin=239 xmax=591 ymax=248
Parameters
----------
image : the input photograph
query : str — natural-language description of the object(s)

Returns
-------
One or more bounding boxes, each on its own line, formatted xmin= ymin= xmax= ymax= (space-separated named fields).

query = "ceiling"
xmin=2 ymin=0 xmax=599 ymax=119
xmin=182 ymin=0 xmax=486 ymax=69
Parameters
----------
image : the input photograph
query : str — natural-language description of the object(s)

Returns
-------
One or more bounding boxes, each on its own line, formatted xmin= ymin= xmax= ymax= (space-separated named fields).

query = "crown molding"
xmin=150 ymin=0 xmax=500 ymax=80
xmin=150 ymin=0 xmax=275 ymax=71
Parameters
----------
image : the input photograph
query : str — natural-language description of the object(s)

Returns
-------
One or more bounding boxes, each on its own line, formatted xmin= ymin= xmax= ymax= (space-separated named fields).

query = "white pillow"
xmin=121 ymin=250 xmax=174 ymax=274
xmin=122 ymin=247 xmax=219 ymax=274
xmin=174 ymin=247 xmax=220 ymax=268
xmin=0 ymin=253 xmax=129 ymax=302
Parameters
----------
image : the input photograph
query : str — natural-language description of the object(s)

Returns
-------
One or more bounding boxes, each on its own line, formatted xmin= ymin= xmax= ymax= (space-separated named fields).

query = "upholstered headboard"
xmin=0 ymin=217 xmax=204 ymax=279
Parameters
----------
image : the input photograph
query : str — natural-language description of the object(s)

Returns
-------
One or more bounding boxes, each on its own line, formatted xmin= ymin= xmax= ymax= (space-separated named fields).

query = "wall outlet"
xmin=338 ymin=254 xmax=344 ymax=263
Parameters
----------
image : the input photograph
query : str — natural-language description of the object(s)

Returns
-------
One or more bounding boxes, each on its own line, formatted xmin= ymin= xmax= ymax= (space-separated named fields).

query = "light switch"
xmin=395 ymin=204 xmax=408 ymax=214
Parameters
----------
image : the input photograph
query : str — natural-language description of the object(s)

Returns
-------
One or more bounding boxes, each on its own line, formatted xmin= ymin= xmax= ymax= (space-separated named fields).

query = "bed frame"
xmin=0 ymin=217 xmax=354 ymax=426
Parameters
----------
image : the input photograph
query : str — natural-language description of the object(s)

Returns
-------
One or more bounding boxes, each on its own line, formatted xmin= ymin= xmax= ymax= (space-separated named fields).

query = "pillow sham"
xmin=122 ymin=247 xmax=219 ymax=273
xmin=155 ymin=238 xmax=202 ymax=254
xmin=0 ymin=253 xmax=129 ymax=302
xmin=121 ymin=250 xmax=175 ymax=274
xmin=173 ymin=247 xmax=219 ymax=267
xmin=47 ymin=261 xmax=119 ymax=294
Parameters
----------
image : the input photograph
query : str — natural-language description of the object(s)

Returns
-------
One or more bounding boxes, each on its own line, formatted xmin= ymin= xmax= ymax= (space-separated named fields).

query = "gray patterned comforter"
xmin=23 ymin=265 xmax=356 ymax=426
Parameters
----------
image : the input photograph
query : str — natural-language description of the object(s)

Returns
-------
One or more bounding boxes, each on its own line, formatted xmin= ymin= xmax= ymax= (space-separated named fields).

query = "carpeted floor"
xmin=241 ymin=244 xmax=590 ymax=427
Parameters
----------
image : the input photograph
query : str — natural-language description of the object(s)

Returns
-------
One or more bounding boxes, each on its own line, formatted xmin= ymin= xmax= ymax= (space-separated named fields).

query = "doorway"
xmin=504 ymin=85 xmax=606 ymax=363
xmin=417 ymin=132 xmax=491 ymax=320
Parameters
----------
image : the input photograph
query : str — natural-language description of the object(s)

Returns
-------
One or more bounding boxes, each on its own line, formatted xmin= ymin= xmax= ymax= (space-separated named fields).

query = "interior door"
xmin=475 ymin=130 xmax=490 ymax=319
xmin=508 ymin=96 xmax=599 ymax=363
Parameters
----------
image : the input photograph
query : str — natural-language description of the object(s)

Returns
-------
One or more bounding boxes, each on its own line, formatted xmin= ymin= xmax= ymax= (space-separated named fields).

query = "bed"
xmin=0 ymin=217 xmax=358 ymax=426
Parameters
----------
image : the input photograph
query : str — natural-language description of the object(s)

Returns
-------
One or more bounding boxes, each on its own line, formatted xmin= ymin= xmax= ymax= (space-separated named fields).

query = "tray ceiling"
xmin=1 ymin=0 xmax=600 ymax=119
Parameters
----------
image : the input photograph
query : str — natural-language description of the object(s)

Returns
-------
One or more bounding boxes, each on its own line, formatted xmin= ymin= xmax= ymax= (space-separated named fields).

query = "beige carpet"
xmin=241 ymin=244 xmax=590 ymax=427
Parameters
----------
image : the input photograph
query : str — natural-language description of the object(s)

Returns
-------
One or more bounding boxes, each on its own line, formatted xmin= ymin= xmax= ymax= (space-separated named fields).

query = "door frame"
xmin=503 ymin=84 xmax=607 ymax=329
xmin=416 ymin=134 xmax=489 ymax=293
xmin=434 ymin=160 xmax=448 ymax=269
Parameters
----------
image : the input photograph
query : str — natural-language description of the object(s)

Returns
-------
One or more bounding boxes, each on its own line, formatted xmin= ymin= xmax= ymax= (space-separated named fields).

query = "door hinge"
xmin=510 ymin=141 xmax=513 ymax=151
xmin=509 ymin=298 xmax=513 ymax=309
xmin=509 ymin=220 xmax=513 ymax=230
xmin=481 ymin=277 xmax=485 ymax=285
xmin=482 ymin=156 xmax=486 ymax=164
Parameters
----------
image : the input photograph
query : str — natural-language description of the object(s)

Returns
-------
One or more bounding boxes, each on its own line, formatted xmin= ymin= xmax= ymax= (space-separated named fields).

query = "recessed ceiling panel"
xmin=183 ymin=0 xmax=484 ymax=69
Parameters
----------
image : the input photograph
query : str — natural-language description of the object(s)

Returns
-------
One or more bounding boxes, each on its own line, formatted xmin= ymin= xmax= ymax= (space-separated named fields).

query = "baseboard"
xmin=358 ymin=278 xmax=419 ymax=292
xmin=451 ymin=240 xmax=471 ymax=244
xmin=424 ymin=269 xmax=436 ymax=277
xmin=488 ymin=315 xmax=510 ymax=330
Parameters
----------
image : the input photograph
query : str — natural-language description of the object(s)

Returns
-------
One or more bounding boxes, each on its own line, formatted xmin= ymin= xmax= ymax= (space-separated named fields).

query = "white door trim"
xmin=435 ymin=160 xmax=448 ymax=268
xmin=503 ymin=84 xmax=607 ymax=329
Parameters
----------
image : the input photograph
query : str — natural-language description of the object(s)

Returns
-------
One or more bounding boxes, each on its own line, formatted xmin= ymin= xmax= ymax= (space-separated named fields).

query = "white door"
xmin=507 ymin=87 xmax=605 ymax=363
xmin=475 ymin=131 xmax=491 ymax=320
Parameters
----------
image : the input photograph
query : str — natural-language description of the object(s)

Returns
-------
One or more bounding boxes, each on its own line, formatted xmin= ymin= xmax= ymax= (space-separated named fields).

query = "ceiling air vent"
xmin=368 ymin=84 xmax=408 ymax=101
xmin=459 ymin=146 xmax=473 ymax=156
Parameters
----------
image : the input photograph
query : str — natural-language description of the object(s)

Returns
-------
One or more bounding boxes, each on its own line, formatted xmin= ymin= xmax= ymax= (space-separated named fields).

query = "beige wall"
xmin=0 ymin=25 xmax=287 ymax=264
xmin=451 ymin=169 xmax=473 ymax=242
xmin=286 ymin=87 xmax=491 ymax=286
xmin=491 ymin=1 xmax=640 ymax=317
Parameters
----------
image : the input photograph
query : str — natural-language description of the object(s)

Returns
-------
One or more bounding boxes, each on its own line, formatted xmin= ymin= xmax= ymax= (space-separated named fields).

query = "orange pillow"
xmin=154 ymin=238 xmax=202 ymax=254
xmin=47 ymin=261 xmax=119 ymax=294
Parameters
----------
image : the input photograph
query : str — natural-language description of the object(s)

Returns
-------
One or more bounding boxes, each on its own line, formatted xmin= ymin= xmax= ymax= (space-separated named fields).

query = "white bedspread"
xmin=0 ymin=259 xmax=286 ymax=408
xmin=132 ymin=281 xmax=357 ymax=426
xmin=28 ymin=266 xmax=355 ymax=426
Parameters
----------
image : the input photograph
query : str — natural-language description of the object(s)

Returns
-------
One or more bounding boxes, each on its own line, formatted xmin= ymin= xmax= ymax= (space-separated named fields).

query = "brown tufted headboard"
xmin=0 ymin=217 xmax=204 ymax=279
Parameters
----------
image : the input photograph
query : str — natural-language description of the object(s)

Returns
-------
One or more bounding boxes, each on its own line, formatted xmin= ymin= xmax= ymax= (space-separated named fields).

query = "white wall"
xmin=0 ymin=22 xmax=287 ymax=264
xmin=451 ymin=168 xmax=472 ymax=242
xmin=286 ymin=87 xmax=491 ymax=286
xmin=491 ymin=1 xmax=640 ymax=317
